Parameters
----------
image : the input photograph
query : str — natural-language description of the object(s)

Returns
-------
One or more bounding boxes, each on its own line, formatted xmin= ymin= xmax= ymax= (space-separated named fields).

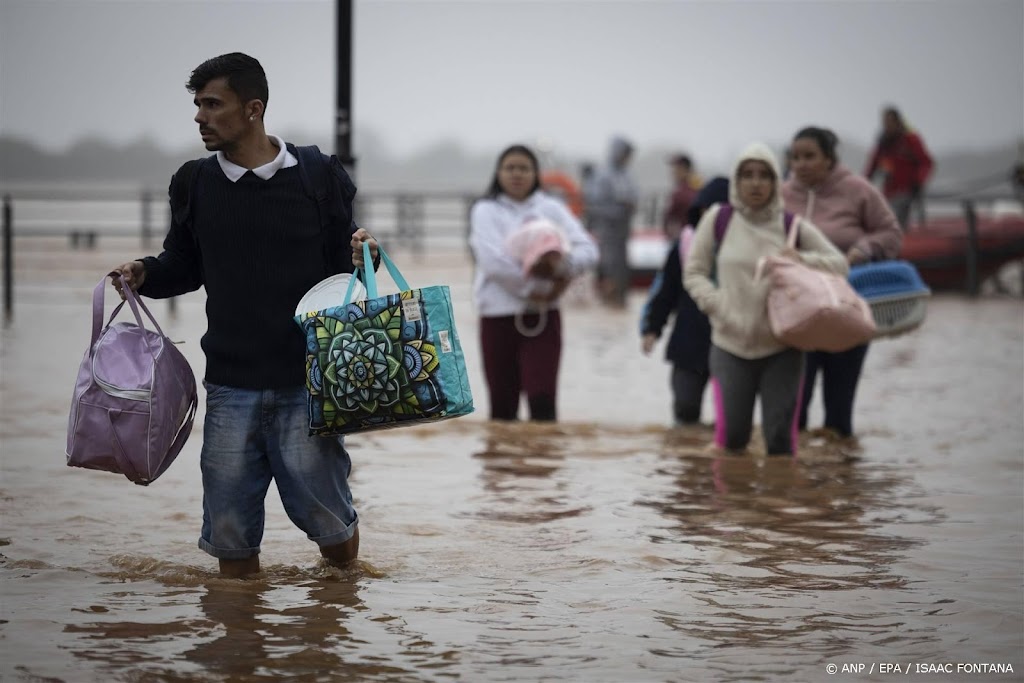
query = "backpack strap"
xmin=168 ymin=157 xmax=211 ymax=285
xmin=677 ymin=225 xmax=695 ymax=268
xmin=710 ymin=203 xmax=732 ymax=284
xmin=292 ymin=144 xmax=331 ymax=225
xmin=713 ymin=203 xmax=733 ymax=245
xmin=712 ymin=203 xmax=800 ymax=247
xmin=707 ymin=203 xmax=799 ymax=282
xmin=292 ymin=144 xmax=359 ymax=275
xmin=783 ymin=210 xmax=800 ymax=247
xmin=169 ymin=157 xmax=207 ymax=236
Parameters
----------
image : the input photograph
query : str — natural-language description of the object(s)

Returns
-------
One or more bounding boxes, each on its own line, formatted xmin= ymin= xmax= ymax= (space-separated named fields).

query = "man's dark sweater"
xmin=140 ymin=156 xmax=356 ymax=389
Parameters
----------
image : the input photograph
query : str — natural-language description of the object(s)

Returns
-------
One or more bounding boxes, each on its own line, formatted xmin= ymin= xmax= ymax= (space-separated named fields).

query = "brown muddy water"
xmin=1 ymin=238 xmax=1022 ymax=682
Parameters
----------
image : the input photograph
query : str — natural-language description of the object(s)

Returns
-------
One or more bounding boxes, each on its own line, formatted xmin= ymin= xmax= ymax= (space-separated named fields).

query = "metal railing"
xmin=0 ymin=188 xmax=485 ymax=324
xmin=2 ymin=188 xmax=1022 ymax=323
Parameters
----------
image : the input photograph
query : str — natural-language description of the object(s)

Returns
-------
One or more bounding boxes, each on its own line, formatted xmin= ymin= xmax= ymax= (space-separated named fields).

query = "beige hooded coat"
xmin=683 ymin=142 xmax=847 ymax=359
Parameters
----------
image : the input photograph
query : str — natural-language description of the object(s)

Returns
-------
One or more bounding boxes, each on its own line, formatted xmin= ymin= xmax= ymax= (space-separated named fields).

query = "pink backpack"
xmin=66 ymin=275 xmax=198 ymax=485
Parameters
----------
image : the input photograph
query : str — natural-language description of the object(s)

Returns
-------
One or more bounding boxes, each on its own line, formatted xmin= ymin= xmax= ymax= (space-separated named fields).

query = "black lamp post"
xmin=336 ymin=0 xmax=355 ymax=177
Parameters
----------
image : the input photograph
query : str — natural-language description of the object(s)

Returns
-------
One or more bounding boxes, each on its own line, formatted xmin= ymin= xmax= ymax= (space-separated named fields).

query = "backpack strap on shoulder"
xmin=711 ymin=203 xmax=800 ymax=247
xmin=292 ymin=144 xmax=331 ymax=225
xmin=168 ymin=157 xmax=212 ymax=280
xmin=708 ymin=203 xmax=733 ymax=285
xmin=291 ymin=143 xmax=361 ymax=274
xmin=713 ymin=203 xmax=733 ymax=245
xmin=169 ymin=157 xmax=207 ymax=233
xmin=292 ymin=144 xmax=338 ymax=271
xmin=677 ymin=225 xmax=695 ymax=268
xmin=290 ymin=144 xmax=329 ymax=229
xmin=782 ymin=210 xmax=800 ymax=248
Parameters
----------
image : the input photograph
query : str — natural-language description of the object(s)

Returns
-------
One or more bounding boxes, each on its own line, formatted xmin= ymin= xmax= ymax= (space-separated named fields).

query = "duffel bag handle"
xmin=91 ymin=275 xmax=148 ymax=355
xmin=91 ymin=273 xmax=169 ymax=358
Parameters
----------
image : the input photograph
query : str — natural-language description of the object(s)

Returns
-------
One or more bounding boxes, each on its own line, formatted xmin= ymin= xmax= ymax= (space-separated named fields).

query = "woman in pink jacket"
xmin=782 ymin=126 xmax=903 ymax=439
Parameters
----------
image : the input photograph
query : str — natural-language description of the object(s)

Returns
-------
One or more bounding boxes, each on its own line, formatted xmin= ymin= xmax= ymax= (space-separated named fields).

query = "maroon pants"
xmin=479 ymin=310 xmax=562 ymax=421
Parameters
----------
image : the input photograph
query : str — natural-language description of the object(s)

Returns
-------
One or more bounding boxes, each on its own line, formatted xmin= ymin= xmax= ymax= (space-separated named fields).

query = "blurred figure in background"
xmin=1011 ymin=162 xmax=1024 ymax=204
xmin=469 ymin=144 xmax=599 ymax=421
xmin=661 ymin=153 xmax=697 ymax=240
xmin=585 ymin=136 xmax=638 ymax=308
xmin=784 ymin=126 xmax=902 ymax=439
xmin=579 ymin=162 xmax=597 ymax=231
xmin=640 ymin=176 xmax=727 ymax=426
xmin=864 ymin=105 xmax=934 ymax=230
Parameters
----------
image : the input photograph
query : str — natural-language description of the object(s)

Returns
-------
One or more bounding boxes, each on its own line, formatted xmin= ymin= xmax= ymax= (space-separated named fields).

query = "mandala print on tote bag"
xmin=296 ymin=243 xmax=473 ymax=436
xmin=300 ymin=291 xmax=451 ymax=434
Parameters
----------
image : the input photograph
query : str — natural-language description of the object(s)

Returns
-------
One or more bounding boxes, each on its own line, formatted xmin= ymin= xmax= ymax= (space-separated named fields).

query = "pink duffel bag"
xmin=66 ymin=274 xmax=198 ymax=485
xmin=757 ymin=219 xmax=876 ymax=353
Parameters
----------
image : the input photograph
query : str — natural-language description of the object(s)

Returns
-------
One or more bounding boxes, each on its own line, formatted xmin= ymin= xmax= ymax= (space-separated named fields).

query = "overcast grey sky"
xmin=2 ymin=0 xmax=1022 ymax=171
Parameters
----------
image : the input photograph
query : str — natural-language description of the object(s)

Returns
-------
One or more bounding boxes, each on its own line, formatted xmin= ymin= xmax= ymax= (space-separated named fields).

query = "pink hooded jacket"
xmin=782 ymin=164 xmax=902 ymax=261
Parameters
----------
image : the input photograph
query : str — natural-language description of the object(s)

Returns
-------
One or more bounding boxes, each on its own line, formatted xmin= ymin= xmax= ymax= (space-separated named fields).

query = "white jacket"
xmin=469 ymin=191 xmax=598 ymax=317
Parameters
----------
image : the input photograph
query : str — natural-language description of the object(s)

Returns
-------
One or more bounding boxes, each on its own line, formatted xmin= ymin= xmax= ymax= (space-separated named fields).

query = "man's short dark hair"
xmin=187 ymin=53 xmax=269 ymax=112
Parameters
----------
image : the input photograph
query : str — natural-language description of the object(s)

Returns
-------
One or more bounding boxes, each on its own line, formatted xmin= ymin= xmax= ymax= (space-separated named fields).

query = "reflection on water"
xmin=650 ymin=435 xmax=927 ymax=590
xmin=640 ymin=431 xmax=936 ymax=670
xmin=183 ymin=578 xmax=361 ymax=681
xmin=648 ymin=432 xmax=933 ymax=670
xmin=3 ymin=417 xmax=1019 ymax=682
xmin=471 ymin=422 xmax=589 ymax=525
xmin=60 ymin=563 xmax=453 ymax=683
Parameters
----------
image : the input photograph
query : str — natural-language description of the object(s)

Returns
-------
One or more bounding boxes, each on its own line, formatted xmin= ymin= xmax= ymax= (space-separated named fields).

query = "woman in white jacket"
xmin=469 ymin=144 xmax=599 ymax=421
xmin=684 ymin=142 xmax=847 ymax=456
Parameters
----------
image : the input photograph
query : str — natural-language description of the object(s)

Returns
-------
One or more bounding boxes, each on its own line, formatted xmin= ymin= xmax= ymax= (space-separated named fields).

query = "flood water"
xmin=1 ymin=238 xmax=1022 ymax=682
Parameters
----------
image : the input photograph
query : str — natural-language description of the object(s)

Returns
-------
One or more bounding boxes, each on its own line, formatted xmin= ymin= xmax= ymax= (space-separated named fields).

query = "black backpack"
xmin=168 ymin=144 xmax=354 ymax=273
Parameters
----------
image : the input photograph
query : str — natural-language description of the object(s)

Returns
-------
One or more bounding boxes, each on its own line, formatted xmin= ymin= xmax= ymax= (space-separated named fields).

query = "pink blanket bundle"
xmin=503 ymin=218 xmax=570 ymax=277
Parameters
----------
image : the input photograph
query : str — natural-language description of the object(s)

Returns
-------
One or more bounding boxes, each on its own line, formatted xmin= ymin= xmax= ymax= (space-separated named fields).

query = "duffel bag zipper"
xmin=93 ymin=370 xmax=151 ymax=402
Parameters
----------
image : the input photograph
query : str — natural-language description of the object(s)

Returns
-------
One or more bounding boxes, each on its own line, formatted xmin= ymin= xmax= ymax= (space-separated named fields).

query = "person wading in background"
xmin=586 ymin=136 xmax=638 ymax=308
xmin=662 ymin=153 xmax=698 ymax=241
xmin=864 ymin=105 xmax=934 ymax=230
xmin=639 ymin=176 xmax=726 ymax=426
xmin=469 ymin=144 xmax=599 ymax=421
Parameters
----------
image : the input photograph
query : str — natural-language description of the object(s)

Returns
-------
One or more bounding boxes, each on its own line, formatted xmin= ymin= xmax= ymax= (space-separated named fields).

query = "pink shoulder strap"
xmin=678 ymin=226 xmax=696 ymax=265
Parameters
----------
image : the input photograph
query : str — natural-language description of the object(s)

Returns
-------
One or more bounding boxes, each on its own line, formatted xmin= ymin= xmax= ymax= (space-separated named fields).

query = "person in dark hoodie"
xmin=640 ymin=177 xmax=727 ymax=425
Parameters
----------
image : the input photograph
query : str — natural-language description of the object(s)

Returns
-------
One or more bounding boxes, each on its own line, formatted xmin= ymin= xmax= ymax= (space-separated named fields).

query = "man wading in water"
xmin=111 ymin=53 xmax=378 ymax=577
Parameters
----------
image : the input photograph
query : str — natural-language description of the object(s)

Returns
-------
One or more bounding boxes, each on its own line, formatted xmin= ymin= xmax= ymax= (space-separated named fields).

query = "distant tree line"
xmin=1 ymin=132 xmax=1019 ymax=197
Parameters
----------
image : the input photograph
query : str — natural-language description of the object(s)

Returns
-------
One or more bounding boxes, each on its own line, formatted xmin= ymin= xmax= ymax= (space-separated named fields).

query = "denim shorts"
xmin=198 ymin=382 xmax=358 ymax=560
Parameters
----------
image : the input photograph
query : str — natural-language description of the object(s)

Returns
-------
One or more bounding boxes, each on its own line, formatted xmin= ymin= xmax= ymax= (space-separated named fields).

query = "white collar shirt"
xmin=216 ymin=135 xmax=298 ymax=182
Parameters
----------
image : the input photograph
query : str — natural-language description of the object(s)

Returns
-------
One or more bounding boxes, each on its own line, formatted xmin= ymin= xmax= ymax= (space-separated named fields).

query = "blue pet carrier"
xmin=848 ymin=261 xmax=931 ymax=338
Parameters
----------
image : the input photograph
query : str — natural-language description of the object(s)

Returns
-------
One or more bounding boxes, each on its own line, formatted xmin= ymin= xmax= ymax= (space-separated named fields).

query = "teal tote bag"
xmin=294 ymin=243 xmax=475 ymax=436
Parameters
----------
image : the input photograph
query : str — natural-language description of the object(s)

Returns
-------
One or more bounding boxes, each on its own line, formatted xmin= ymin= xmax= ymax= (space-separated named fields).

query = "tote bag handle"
xmin=345 ymin=242 xmax=411 ymax=304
